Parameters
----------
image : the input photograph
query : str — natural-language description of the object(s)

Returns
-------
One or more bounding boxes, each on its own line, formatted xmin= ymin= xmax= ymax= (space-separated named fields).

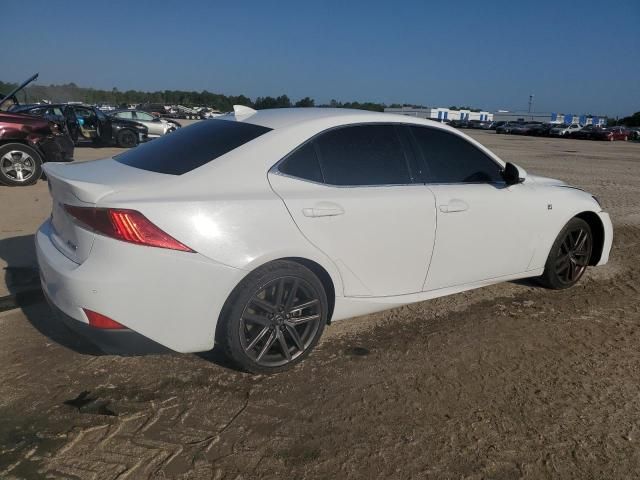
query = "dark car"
xmin=527 ymin=123 xmax=555 ymax=137
xmin=13 ymin=103 xmax=148 ymax=148
xmin=569 ymin=124 xmax=601 ymax=140
xmin=449 ymin=120 xmax=471 ymax=128
xmin=510 ymin=123 xmax=540 ymax=135
xmin=495 ymin=122 xmax=523 ymax=134
xmin=0 ymin=74 xmax=74 ymax=186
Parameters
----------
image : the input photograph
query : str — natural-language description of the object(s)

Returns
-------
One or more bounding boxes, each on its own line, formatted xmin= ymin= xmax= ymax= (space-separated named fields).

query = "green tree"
xmin=295 ymin=97 xmax=315 ymax=107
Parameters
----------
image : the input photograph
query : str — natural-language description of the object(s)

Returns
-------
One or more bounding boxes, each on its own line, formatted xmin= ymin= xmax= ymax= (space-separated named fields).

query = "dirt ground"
xmin=1 ymin=131 xmax=639 ymax=479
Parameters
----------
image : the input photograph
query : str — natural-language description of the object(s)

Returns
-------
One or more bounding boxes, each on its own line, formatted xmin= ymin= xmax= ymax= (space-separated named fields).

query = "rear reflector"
xmin=64 ymin=205 xmax=194 ymax=252
xmin=84 ymin=309 xmax=126 ymax=329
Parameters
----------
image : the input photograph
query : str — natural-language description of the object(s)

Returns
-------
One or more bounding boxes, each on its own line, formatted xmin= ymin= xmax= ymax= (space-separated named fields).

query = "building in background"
xmin=492 ymin=110 xmax=607 ymax=126
xmin=384 ymin=106 xmax=493 ymax=122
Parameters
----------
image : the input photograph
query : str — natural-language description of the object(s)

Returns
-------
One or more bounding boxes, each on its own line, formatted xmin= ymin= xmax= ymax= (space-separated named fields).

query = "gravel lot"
xmin=1 ymin=130 xmax=639 ymax=479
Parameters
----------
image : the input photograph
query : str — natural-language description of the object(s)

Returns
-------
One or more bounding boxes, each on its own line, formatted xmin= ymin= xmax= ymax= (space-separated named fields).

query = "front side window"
xmin=116 ymin=111 xmax=133 ymax=119
xmin=314 ymin=125 xmax=411 ymax=186
xmin=410 ymin=126 xmax=503 ymax=184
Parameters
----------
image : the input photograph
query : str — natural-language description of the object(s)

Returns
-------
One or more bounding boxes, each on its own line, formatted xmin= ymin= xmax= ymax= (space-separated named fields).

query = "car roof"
xmin=218 ymin=107 xmax=443 ymax=130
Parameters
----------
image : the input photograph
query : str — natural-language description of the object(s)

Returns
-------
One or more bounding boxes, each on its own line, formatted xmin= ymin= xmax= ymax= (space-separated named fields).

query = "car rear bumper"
xmin=36 ymin=219 xmax=246 ymax=353
xmin=44 ymin=292 xmax=169 ymax=354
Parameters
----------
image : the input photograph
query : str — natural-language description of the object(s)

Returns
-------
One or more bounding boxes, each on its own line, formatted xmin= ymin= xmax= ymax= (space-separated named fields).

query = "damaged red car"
xmin=0 ymin=74 xmax=74 ymax=186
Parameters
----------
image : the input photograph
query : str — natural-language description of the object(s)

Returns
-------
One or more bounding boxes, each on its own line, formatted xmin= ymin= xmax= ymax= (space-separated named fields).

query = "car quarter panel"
xmin=36 ymin=219 xmax=246 ymax=352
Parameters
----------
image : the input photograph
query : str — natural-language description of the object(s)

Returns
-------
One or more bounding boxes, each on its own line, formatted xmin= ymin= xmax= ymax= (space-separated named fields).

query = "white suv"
xmin=550 ymin=123 xmax=583 ymax=137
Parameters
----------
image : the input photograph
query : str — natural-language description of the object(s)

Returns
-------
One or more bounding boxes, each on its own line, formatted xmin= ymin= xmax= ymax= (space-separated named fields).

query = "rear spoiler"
xmin=0 ymin=73 xmax=39 ymax=108
xmin=43 ymin=163 xmax=115 ymax=204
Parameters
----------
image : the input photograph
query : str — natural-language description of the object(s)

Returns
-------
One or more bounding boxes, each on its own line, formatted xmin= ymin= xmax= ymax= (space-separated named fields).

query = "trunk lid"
xmin=43 ymin=159 xmax=170 ymax=264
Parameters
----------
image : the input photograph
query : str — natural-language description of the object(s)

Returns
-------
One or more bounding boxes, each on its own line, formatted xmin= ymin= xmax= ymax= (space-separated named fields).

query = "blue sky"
xmin=2 ymin=0 xmax=638 ymax=116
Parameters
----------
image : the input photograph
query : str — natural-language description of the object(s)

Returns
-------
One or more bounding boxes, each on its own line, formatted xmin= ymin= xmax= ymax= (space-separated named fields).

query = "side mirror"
xmin=502 ymin=162 xmax=526 ymax=185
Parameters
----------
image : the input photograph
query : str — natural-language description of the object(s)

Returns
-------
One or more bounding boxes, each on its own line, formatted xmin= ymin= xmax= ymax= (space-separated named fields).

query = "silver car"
xmin=110 ymin=110 xmax=181 ymax=138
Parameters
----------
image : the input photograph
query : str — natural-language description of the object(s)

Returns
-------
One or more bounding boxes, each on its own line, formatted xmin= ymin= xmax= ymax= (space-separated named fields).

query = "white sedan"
xmin=36 ymin=106 xmax=613 ymax=373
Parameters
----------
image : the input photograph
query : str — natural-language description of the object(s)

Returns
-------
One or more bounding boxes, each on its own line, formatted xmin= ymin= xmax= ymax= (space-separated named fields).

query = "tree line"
xmin=0 ymin=80 xmax=401 ymax=112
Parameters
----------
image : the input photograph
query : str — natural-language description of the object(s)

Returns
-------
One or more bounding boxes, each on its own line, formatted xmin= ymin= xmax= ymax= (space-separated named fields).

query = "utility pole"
xmin=528 ymin=94 xmax=534 ymax=120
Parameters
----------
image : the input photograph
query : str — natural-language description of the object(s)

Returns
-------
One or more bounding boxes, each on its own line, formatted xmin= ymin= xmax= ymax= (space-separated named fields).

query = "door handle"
xmin=302 ymin=202 xmax=345 ymax=217
xmin=439 ymin=199 xmax=469 ymax=213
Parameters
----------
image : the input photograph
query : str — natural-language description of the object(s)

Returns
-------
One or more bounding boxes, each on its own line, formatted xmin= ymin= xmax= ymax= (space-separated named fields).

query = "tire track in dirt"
xmin=15 ymin=225 xmax=637 ymax=480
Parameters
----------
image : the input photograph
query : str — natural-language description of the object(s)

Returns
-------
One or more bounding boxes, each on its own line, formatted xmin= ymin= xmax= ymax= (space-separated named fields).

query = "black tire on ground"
xmin=116 ymin=129 xmax=138 ymax=148
xmin=539 ymin=217 xmax=593 ymax=290
xmin=0 ymin=143 xmax=43 ymax=186
xmin=217 ymin=260 xmax=328 ymax=374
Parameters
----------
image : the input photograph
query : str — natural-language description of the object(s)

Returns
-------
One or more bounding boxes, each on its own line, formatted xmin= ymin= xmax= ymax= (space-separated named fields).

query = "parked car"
xmin=527 ymin=123 xmax=555 ymax=137
xmin=594 ymin=127 xmax=632 ymax=142
xmin=449 ymin=120 xmax=470 ymax=128
xmin=468 ymin=121 xmax=493 ymax=130
xmin=36 ymin=106 xmax=613 ymax=373
xmin=510 ymin=123 xmax=540 ymax=135
xmin=0 ymin=74 xmax=74 ymax=186
xmin=110 ymin=110 xmax=181 ymax=138
xmin=569 ymin=125 xmax=602 ymax=140
xmin=626 ymin=127 xmax=640 ymax=141
xmin=495 ymin=122 xmax=522 ymax=134
xmin=550 ymin=123 xmax=582 ymax=137
xmin=14 ymin=104 xmax=148 ymax=148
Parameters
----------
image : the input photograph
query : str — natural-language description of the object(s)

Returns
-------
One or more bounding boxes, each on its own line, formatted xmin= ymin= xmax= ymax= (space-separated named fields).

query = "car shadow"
xmin=1 ymin=234 xmax=41 ymax=307
xmin=510 ymin=277 xmax=544 ymax=288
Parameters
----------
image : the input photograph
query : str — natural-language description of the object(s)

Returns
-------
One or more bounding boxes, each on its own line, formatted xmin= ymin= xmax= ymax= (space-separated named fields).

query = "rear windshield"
xmin=115 ymin=119 xmax=272 ymax=175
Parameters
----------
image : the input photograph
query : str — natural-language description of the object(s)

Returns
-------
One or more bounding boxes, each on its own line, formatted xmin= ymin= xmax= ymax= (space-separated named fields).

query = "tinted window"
xmin=410 ymin=127 xmax=503 ymax=183
xmin=116 ymin=119 xmax=271 ymax=175
xmin=279 ymin=142 xmax=323 ymax=183
xmin=135 ymin=111 xmax=154 ymax=121
xmin=315 ymin=125 xmax=411 ymax=186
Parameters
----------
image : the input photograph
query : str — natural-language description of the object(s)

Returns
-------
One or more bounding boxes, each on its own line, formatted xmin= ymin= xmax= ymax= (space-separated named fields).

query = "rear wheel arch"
xmin=575 ymin=211 xmax=605 ymax=265
xmin=283 ymin=257 xmax=335 ymax=323
xmin=216 ymin=257 xmax=336 ymax=345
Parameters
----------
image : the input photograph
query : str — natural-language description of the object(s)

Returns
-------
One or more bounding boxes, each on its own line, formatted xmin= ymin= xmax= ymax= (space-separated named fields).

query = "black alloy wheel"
xmin=240 ymin=277 xmax=322 ymax=367
xmin=219 ymin=261 xmax=327 ymax=374
xmin=540 ymin=218 xmax=593 ymax=289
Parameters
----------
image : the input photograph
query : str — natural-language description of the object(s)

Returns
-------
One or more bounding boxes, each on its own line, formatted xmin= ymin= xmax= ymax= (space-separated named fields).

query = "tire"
xmin=539 ymin=218 xmax=592 ymax=289
xmin=0 ymin=143 xmax=43 ymax=186
xmin=218 ymin=260 xmax=328 ymax=374
xmin=116 ymin=129 xmax=138 ymax=148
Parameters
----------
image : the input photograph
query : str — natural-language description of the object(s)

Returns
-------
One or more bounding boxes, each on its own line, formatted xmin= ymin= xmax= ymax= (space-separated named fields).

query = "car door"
xmin=63 ymin=106 xmax=80 ymax=143
xmin=407 ymin=126 xmax=544 ymax=291
xmin=133 ymin=111 xmax=162 ymax=136
xmin=268 ymin=124 xmax=437 ymax=297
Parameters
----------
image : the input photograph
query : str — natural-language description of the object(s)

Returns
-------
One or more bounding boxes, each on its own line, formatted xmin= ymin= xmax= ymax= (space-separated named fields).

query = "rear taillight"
xmin=64 ymin=205 xmax=194 ymax=252
xmin=84 ymin=309 xmax=126 ymax=329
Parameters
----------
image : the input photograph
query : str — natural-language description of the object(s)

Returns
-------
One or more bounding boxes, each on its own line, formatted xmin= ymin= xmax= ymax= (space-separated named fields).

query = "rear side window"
xmin=410 ymin=126 xmax=503 ymax=183
xmin=279 ymin=142 xmax=324 ymax=183
xmin=315 ymin=125 xmax=411 ymax=186
xmin=115 ymin=119 xmax=271 ymax=175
